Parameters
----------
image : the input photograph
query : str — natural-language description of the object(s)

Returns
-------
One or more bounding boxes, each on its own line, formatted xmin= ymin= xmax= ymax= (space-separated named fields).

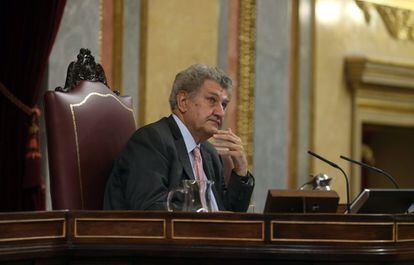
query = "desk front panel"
xmin=0 ymin=211 xmax=414 ymax=264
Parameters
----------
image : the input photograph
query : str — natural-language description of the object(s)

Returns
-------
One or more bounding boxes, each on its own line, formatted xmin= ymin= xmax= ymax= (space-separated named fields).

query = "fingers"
xmin=216 ymin=148 xmax=243 ymax=157
xmin=212 ymin=129 xmax=244 ymax=154
xmin=213 ymin=129 xmax=242 ymax=146
xmin=214 ymin=137 xmax=241 ymax=148
xmin=212 ymin=128 xmax=248 ymax=176
xmin=215 ymin=147 xmax=230 ymax=154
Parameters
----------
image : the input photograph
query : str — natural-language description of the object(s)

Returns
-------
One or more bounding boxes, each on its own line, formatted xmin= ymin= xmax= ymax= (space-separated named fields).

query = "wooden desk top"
xmin=1 ymin=211 xmax=414 ymax=264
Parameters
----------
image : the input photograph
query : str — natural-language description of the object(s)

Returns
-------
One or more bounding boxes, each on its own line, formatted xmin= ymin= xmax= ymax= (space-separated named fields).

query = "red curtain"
xmin=0 ymin=0 xmax=66 ymax=211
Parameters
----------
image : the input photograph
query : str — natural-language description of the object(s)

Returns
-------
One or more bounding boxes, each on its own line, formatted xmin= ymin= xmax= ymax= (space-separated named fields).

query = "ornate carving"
xmin=56 ymin=48 xmax=111 ymax=93
xmin=355 ymin=0 xmax=371 ymax=23
xmin=355 ymin=0 xmax=414 ymax=42
xmin=237 ymin=0 xmax=256 ymax=170
xmin=376 ymin=5 xmax=414 ymax=41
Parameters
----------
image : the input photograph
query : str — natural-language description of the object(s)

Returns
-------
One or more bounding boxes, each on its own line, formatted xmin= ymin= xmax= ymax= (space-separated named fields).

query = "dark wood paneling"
xmin=271 ymin=221 xmax=394 ymax=242
xmin=172 ymin=219 xmax=264 ymax=241
xmin=0 ymin=211 xmax=66 ymax=243
xmin=0 ymin=218 xmax=65 ymax=242
xmin=74 ymin=218 xmax=165 ymax=239
xmin=397 ymin=222 xmax=414 ymax=242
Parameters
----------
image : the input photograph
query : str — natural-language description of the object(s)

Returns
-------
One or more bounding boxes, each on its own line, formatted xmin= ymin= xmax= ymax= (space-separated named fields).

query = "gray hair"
xmin=169 ymin=64 xmax=232 ymax=110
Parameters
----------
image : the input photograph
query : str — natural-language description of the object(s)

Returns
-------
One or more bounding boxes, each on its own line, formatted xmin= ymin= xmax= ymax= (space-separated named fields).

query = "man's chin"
xmin=209 ymin=124 xmax=220 ymax=134
xmin=200 ymin=127 xmax=218 ymax=141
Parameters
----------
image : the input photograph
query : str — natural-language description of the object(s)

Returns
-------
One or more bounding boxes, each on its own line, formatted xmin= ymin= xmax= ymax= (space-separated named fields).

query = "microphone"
xmin=340 ymin=155 xmax=400 ymax=189
xmin=308 ymin=150 xmax=350 ymax=213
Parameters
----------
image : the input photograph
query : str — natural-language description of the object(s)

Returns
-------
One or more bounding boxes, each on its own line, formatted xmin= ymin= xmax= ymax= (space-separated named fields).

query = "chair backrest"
xmin=44 ymin=49 xmax=136 ymax=210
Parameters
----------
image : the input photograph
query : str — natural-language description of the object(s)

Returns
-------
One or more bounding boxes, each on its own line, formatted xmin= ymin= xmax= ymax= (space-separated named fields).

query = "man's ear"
xmin=176 ymin=91 xmax=188 ymax=113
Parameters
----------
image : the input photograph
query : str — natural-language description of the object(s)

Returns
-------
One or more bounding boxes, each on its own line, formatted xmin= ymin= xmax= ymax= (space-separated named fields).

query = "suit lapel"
xmin=176 ymin=139 xmax=194 ymax=180
xmin=167 ymin=115 xmax=194 ymax=180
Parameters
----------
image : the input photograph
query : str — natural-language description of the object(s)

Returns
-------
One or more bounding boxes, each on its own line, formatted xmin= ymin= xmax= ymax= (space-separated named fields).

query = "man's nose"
xmin=214 ymin=103 xmax=225 ymax=116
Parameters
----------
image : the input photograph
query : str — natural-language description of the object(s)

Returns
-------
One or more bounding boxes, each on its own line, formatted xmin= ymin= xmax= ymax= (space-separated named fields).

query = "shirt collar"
xmin=172 ymin=114 xmax=198 ymax=154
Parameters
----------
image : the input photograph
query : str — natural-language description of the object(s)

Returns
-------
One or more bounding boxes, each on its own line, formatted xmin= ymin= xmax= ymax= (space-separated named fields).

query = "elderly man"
xmin=104 ymin=64 xmax=254 ymax=211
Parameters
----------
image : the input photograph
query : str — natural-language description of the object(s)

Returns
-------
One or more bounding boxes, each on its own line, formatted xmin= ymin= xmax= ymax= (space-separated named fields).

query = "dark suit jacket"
xmin=104 ymin=115 xmax=254 ymax=211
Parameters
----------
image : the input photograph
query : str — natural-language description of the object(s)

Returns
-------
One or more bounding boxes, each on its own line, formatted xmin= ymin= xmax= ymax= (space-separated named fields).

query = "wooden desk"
xmin=1 ymin=211 xmax=414 ymax=264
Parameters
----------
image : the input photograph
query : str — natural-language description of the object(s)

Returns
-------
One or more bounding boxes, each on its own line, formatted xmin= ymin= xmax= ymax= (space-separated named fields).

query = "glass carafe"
xmin=167 ymin=179 xmax=215 ymax=212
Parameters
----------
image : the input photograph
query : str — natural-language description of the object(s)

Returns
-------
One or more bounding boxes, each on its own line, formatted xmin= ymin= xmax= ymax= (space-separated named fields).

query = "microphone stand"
xmin=340 ymin=155 xmax=400 ymax=189
xmin=308 ymin=150 xmax=350 ymax=213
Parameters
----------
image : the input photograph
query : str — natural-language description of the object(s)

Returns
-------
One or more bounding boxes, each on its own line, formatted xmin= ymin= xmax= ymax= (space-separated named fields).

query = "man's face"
xmin=179 ymin=79 xmax=230 ymax=143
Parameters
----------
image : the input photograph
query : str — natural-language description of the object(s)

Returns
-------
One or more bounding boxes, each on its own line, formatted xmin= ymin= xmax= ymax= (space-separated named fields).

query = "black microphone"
xmin=308 ymin=150 xmax=350 ymax=213
xmin=340 ymin=155 xmax=400 ymax=189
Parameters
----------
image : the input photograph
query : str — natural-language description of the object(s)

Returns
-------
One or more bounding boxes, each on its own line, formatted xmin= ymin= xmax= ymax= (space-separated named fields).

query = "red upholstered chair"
xmin=44 ymin=49 xmax=136 ymax=210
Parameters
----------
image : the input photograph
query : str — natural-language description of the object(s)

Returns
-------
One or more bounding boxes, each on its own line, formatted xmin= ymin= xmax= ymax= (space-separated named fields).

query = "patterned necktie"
xmin=192 ymin=147 xmax=208 ymax=211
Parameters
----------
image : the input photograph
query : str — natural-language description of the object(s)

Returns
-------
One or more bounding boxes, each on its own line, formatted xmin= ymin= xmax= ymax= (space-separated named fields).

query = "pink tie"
xmin=192 ymin=147 xmax=208 ymax=211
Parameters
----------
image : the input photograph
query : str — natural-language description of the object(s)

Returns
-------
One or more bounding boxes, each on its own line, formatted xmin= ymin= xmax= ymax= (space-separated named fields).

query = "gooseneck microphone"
xmin=340 ymin=155 xmax=400 ymax=189
xmin=308 ymin=150 xmax=350 ymax=213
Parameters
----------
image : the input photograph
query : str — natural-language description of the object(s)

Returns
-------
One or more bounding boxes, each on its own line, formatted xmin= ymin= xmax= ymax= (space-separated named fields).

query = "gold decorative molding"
xmin=356 ymin=0 xmax=414 ymax=41
xmin=237 ymin=0 xmax=256 ymax=170
xmin=345 ymin=57 xmax=414 ymax=89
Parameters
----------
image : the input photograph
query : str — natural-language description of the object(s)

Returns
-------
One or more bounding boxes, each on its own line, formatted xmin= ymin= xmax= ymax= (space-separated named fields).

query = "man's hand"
xmin=212 ymin=128 xmax=248 ymax=176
